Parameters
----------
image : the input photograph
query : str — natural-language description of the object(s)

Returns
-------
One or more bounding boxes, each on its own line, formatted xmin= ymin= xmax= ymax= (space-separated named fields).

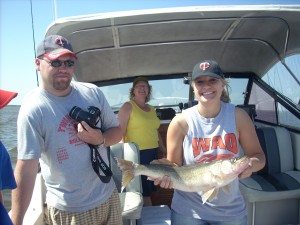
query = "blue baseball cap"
xmin=192 ymin=60 xmax=224 ymax=80
xmin=36 ymin=35 xmax=77 ymax=60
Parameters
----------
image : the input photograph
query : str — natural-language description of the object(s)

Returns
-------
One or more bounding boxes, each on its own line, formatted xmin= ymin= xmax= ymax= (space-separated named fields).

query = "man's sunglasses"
xmin=40 ymin=58 xmax=75 ymax=68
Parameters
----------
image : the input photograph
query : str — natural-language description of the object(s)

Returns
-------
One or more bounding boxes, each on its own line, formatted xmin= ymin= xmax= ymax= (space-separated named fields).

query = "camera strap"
xmin=89 ymin=144 xmax=112 ymax=183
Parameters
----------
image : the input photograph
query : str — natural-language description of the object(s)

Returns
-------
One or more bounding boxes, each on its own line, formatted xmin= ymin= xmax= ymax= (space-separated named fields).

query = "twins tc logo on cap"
xmin=55 ymin=36 xmax=67 ymax=47
xmin=199 ymin=62 xmax=211 ymax=71
xmin=192 ymin=60 xmax=224 ymax=80
xmin=36 ymin=35 xmax=77 ymax=60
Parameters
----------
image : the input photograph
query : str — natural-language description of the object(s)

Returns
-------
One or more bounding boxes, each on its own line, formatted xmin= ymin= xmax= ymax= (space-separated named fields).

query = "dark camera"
xmin=69 ymin=106 xmax=100 ymax=128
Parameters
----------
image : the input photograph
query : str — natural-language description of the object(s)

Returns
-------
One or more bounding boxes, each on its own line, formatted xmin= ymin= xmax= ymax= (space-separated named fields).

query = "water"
xmin=0 ymin=105 xmax=20 ymax=211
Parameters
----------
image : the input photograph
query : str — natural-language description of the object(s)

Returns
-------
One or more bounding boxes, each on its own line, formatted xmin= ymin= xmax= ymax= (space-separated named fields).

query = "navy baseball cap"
xmin=192 ymin=60 xmax=224 ymax=80
xmin=36 ymin=35 xmax=77 ymax=60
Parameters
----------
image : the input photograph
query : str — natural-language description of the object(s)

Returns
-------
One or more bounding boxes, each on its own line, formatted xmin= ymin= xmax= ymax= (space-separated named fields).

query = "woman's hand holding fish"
xmin=149 ymin=176 xmax=173 ymax=189
xmin=238 ymin=165 xmax=252 ymax=179
xmin=239 ymin=157 xmax=263 ymax=179
xmin=148 ymin=158 xmax=177 ymax=189
xmin=238 ymin=158 xmax=255 ymax=179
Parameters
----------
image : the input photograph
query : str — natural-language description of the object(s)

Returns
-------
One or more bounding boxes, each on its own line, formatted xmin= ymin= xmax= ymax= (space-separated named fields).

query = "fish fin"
xmin=150 ymin=158 xmax=178 ymax=166
xmin=115 ymin=157 xmax=135 ymax=192
xmin=209 ymin=188 xmax=219 ymax=201
xmin=202 ymin=188 xmax=219 ymax=204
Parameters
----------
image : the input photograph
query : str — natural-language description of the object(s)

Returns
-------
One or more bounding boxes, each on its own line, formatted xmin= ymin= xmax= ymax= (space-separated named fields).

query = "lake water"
xmin=0 ymin=105 xmax=20 ymax=211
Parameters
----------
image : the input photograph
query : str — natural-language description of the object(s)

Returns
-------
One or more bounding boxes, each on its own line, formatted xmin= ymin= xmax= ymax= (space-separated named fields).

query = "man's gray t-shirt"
xmin=17 ymin=82 xmax=118 ymax=212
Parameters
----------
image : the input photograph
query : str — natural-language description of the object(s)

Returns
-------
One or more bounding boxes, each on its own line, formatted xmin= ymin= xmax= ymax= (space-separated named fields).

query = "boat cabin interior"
xmin=18 ymin=5 xmax=300 ymax=225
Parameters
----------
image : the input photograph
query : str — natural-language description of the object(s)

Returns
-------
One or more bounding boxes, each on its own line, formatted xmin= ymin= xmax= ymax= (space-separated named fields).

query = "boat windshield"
xmin=262 ymin=54 xmax=300 ymax=106
xmin=100 ymin=78 xmax=190 ymax=113
xmin=100 ymin=54 xmax=300 ymax=129
xmin=261 ymin=54 xmax=300 ymax=128
xmin=101 ymin=76 xmax=249 ymax=113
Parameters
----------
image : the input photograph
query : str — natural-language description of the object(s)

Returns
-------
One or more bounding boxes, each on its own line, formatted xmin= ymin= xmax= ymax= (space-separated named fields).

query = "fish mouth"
xmin=232 ymin=156 xmax=250 ymax=173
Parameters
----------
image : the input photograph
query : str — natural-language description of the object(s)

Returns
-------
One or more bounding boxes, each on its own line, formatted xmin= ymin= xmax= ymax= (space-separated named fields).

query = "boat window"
xmin=100 ymin=83 xmax=132 ymax=112
xmin=261 ymin=54 xmax=300 ymax=126
xmin=100 ymin=77 xmax=189 ymax=113
xmin=226 ymin=78 xmax=248 ymax=105
xmin=148 ymin=79 xmax=189 ymax=112
xmin=249 ymin=83 xmax=277 ymax=124
xmin=247 ymin=74 xmax=300 ymax=127
xmin=262 ymin=54 xmax=300 ymax=105
xmin=106 ymin=77 xmax=249 ymax=113
xmin=278 ymin=103 xmax=300 ymax=129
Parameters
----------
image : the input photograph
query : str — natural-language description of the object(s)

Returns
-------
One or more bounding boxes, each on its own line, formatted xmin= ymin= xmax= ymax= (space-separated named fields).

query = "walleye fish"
xmin=116 ymin=156 xmax=250 ymax=204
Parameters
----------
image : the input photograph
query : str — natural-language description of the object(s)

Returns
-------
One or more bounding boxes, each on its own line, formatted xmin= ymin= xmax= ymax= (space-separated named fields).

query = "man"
xmin=0 ymin=89 xmax=18 ymax=225
xmin=11 ymin=35 xmax=123 ymax=225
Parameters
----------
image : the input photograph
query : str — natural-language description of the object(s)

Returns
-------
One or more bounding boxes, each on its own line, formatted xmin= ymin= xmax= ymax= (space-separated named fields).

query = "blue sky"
xmin=1 ymin=0 xmax=299 ymax=105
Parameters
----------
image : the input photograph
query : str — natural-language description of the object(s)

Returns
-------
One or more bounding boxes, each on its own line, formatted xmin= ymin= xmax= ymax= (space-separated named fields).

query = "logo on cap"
xmin=55 ymin=37 xmax=67 ymax=47
xmin=199 ymin=62 xmax=210 ymax=71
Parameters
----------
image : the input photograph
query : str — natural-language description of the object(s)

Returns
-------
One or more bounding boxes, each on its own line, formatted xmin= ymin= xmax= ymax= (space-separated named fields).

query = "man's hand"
xmin=77 ymin=121 xmax=104 ymax=146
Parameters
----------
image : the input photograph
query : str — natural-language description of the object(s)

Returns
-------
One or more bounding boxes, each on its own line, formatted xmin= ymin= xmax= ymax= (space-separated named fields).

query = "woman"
xmin=118 ymin=77 xmax=166 ymax=206
xmin=157 ymin=60 xmax=265 ymax=225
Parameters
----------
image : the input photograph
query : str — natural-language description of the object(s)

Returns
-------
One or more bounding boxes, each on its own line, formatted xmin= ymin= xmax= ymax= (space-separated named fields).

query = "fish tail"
xmin=115 ymin=158 xmax=135 ymax=192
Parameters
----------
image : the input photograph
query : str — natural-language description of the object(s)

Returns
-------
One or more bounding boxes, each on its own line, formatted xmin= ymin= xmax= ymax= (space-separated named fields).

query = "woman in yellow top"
xmin=118 ymin=77 xmax=167 ymax=206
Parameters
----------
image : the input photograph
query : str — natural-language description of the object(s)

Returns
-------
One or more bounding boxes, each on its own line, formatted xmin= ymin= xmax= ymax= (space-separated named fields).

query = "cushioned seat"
xmin=137 ymin=205 xmax=171 ymax=225
xmin=119 ymin=192 xmax=143 ymax=220
xmin=110 ymin=142 xmax=143 ymax=225
xmin=239 ymin=126 xmax=300 ymax=225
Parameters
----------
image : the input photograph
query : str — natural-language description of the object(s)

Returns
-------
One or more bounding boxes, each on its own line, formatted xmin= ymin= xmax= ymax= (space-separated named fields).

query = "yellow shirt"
xmin=124 ymin=100 xmax=160 ymax=150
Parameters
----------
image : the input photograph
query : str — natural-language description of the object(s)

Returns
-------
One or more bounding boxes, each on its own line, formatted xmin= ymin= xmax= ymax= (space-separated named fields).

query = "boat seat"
xmin=9 ymin=172 xmax=46 ymax=225
xmin=239 ymin=126 xmax=300 ymax=225
xmin=110 ymin=142 xmax=143 ymax=225
xmin=137 ymin=205 xmax=171 ymax=225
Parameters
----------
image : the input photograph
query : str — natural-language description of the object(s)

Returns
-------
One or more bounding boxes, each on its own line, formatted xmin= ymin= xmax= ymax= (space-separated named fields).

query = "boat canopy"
xmin=44 ymin=5 xmax=300 ymax=84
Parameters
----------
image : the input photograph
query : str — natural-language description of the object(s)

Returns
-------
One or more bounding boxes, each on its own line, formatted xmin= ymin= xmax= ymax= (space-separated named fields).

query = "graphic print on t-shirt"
xmin=55 ymin=114 xmax=86 ymax=163
xmin=192 ymin=133 xmax=238 ymax=163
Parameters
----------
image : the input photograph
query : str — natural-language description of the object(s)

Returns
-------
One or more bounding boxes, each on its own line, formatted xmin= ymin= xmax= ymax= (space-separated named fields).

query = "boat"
xmin=11 ymin=5 xmax=300 ymax=225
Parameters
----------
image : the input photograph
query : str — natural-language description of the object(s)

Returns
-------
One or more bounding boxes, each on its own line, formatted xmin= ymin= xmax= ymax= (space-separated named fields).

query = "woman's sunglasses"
xmin=40 ymin=58 xmax=75 ymax=68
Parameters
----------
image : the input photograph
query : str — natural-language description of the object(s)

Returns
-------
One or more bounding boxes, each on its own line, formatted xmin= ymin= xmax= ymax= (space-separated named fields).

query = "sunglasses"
xmin=40 ymin=58 xmax=75 ymax=68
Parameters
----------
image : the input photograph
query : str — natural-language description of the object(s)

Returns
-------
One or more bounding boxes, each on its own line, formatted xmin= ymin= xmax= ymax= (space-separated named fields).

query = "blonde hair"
xmin=221 ymin=79 xmax=231 ymax=103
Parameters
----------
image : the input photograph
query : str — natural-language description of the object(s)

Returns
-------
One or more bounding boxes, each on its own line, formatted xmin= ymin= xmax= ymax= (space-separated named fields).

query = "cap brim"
xmin=0 ymin=90 xmax=18 ymax=109
xmin=44 ymin=49 xmax=77 ymax=60
xmin=133 ymin=77 xmax=149 ymax=86
xmin=192 ymin=72 xmax=224 ymax=80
